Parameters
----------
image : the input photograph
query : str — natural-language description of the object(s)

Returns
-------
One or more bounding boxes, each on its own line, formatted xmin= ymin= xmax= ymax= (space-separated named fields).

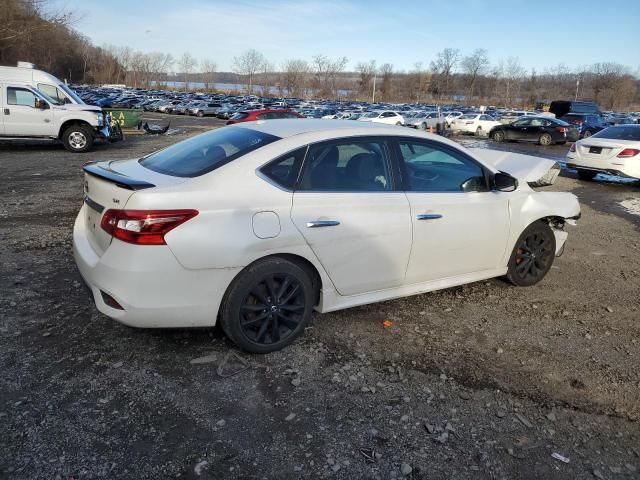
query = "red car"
xmin=226 ymin=109 xmax=304 ymax=125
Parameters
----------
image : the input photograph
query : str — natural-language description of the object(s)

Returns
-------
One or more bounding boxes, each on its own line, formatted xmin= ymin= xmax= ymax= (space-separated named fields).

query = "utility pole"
xmin=575 ymin=79 xmax=580 ymax=101
xmin=372 ymin=73 xmax=376 ymax=103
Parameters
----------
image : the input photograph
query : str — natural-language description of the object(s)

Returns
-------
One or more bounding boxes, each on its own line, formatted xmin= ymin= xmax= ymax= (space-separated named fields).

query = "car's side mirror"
xmin=34 ymin=99 xmax=41 ymax=109
xmin=493 ymin=172 xmax=518 ymax=192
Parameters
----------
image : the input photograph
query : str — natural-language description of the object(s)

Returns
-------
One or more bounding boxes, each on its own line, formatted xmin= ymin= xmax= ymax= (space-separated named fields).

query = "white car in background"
xmin=444 ymin=111 xmax=464 ymax=126
xmin=73 ymin=120 xmax=579 ymax=353
xmin=566 ymin=125 xmax=640 ymax=180
xmin=450 ymin=113 xmax=501 ymax=136
xmin=358 ymin=110 xmax=405 ymax=125
xmin=405 ymin=111 xmax=445 ymax=130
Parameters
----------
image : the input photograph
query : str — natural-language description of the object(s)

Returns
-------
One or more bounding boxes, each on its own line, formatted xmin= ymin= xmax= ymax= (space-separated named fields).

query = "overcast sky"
xmin=51 ymin=0 xmax=640 ymax=74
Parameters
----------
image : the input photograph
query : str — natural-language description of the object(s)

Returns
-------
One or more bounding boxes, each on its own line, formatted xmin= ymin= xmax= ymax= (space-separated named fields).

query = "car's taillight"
xmin=617 ymin=148 xmax=640 ymax=158
xmin=557 ymin=127 xmax=568 ymax=133
xmin=569 ymin=143 xmax=576 ymax=152
xmin=100 ymin=209 xmax=198 ymax=245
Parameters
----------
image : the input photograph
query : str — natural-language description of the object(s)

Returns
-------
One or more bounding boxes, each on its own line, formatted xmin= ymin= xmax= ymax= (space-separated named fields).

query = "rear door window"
xmin=140 ymin=127 xmax=280 ymax=177
xmin=297 ymin=139 xmax=393 ymax=192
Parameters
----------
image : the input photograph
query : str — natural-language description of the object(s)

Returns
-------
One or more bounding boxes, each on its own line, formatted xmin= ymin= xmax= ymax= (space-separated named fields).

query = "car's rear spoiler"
xmin=83 ymin=162 xmax=156 ymax=190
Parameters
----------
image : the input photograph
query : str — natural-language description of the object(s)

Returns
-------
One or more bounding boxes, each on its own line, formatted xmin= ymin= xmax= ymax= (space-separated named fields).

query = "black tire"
xmin=539 ymin=133 xmax=553 ymax=146
xmin=491 ymin=130 xmax=505 ymax=142
xmin=577 ymin=169 xmax=598 ymax=181
xmin=475 ymin=126 xmax=483 ymax=137
xmin=196 ymin=110 xmax=204 ymax=117
xmin=506 ymin=221 xmax=556 ymax=287
xmin=62 ymin=124 xmax=94 ymax=153
xmin=420 ymin=123 xmax=427 ymax=130
xmin=396 ymin=121 xmax=402 ymax=126
xmin=583 ymin=130 xmax=593 ymax=138
xmin=219 ymin=257 xmax=316 ymax=353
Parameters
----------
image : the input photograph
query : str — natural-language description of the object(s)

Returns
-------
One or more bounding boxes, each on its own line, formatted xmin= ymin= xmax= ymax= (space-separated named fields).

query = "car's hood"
xmin=53 ymin=104 xmax=102 ymax=113
xmin=470 ymin=148 xmax=559 ymax=182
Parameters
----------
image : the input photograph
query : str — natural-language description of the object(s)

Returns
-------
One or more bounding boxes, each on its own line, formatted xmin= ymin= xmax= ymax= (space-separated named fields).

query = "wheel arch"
xmin=58 ymin=120 xmax=93 ymax=139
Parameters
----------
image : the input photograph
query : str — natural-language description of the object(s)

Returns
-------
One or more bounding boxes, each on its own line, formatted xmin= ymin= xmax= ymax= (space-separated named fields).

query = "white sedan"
xmin=358 ymin=110 xmax=405 ymax=125
xmin=566 ymin=125 xmax=640 ymax=180
xmin=73 ymin=120 xmax=580 ymax=353
xmin=450 ymin=113 xmax=501 ymax=136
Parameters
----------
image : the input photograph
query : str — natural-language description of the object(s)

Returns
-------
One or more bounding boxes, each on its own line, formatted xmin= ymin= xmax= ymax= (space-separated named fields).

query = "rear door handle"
xmin=416 ymin=214 xmax=443 ymax=220
xmin=306 ymin=220 xmax=340 ymax=228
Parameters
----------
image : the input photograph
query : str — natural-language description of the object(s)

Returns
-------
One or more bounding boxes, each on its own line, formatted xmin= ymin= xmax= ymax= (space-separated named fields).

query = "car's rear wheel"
xmin=491 ymin=130 xmax=505 ymax=142
xmin=197 ymin=111 xmax=204 ymax=117
xmin=396 ymin=121 xmax=402 ymax=126
xmin=583 ymin=130 xmax=593 ymax=138
xmin=62 ymin=124 xmax=94 ymax=153
xmin=506 ymin=221 xmax=556 ymax=287
xmin=577 ymin=169 xmax=598 ymax=181
xmin=539 ymin=133 xmax=553 ymax=146
xmin=220 ymin=257 xmax=315 ymax=353
xmin=475 ymin=126 xmax=483 ymax=137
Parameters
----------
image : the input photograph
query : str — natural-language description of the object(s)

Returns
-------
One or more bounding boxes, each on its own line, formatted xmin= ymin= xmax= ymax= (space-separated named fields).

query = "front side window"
xmin=397 ymin=140 xmax=487 ymax=193
xmin=37 ymin=83 xmax=65 ymax=104
xmin=140 ymin=127 xmax=280 ymax=177
xmin=512 ymin=118 xmax=531 ymax=127
xmin=298 ymin=139 xmax=392 ymax=192
xmin=7 ymin=87 xmax=37 ymax=107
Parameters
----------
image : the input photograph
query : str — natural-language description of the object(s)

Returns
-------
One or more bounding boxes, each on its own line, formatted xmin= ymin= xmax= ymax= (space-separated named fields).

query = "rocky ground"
xmin=1 ymin=115 xmax=639 ymax=479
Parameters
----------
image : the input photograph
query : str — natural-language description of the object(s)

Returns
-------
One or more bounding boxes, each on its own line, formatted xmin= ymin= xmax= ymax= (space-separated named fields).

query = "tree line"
xmin=1 ymin=1 xmax=638 ymax=110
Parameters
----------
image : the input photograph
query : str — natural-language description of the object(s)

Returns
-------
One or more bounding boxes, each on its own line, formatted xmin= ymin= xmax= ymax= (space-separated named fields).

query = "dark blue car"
xmin=559 ymin=113 xmax=605 ymax=138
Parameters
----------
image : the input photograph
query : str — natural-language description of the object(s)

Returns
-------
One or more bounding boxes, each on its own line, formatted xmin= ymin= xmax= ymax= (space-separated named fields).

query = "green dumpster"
xmin=103 ymin=108 xmax=144 ymax=129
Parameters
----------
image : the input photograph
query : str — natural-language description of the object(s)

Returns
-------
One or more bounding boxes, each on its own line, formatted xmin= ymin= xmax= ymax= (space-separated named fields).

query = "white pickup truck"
xmin=0 ymin=63 xmax=121 ymax=152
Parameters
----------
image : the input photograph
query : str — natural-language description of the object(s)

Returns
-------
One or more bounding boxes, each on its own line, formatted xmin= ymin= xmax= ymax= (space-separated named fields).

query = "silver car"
xmin=189 ymin=102 xmax=223 ymax=117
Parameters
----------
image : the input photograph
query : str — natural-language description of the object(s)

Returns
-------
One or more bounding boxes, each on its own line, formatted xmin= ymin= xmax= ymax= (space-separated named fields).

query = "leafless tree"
xmin=379 ymin=63 xmax=393 ymax=101
xmin=178 ymin=52 xmax=197 ymax=91
xmin=282 ymin=59 xmax=309 ymax=97
xmin=355 ymin=60 xmax=376 ymax=97
xmin=430 ymin=48 xmax=460 ymax=97
xmin=312 ymin=54 xmax=348 ymax=98
xmin=232 ymin=49 xmax=265 ymax=94
xmin=201 ymin=59 xmax=217 ymax=91
xmin=461 ymin=48 xmax=489 ymax=102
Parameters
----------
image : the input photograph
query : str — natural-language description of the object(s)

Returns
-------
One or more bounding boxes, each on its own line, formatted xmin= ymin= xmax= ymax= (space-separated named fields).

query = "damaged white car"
xmin=73 ymin=120 xmax=580 ymax=353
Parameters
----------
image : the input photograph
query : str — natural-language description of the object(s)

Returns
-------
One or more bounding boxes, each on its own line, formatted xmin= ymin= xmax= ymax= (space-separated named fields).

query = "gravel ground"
xmin=1 ymin=115 xmax=639 ymax=479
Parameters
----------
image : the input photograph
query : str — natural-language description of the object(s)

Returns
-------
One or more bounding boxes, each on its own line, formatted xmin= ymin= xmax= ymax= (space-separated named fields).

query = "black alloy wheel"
xmin=506 ymin=221 xmax=556 ymax=286
xmin=220 ymin=257 xmax=315 ymax=353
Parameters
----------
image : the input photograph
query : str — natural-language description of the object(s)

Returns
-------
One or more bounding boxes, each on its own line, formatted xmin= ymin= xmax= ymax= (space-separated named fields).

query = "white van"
xmin=0 ymin=63 xmax=121 ymax=152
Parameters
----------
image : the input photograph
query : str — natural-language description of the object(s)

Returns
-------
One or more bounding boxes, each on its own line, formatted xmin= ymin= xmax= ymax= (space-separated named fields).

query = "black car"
xmin=489 ymin=116 xmax=579 ymax=145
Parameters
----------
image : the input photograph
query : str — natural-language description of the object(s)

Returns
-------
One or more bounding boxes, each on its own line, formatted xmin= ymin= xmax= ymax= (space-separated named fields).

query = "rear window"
xmin=139 ymin=127 xmax=280 ymax=177
xmin=591 ymin=126 xmax=640 ymax=141
xmin=230 ymin=112 xmax=249 ymax=120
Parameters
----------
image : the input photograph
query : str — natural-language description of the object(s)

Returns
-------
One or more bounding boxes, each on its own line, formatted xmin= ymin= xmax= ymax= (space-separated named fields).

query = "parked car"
xmin=226 ymin=109 xmax=304 ymax=125
xmin=189 ymin=102 xmax=222 ymax=117
xmin=450 ymin=113 xmax=501 ymax=136
xmin=405 ymin=111 xmax=445 ymax=130
xmin=444 ymin=111 xmax=463 ymax=127
xmin=358 ymin=110 xmax=405 ymax=125
xmin=565 ymin=125 xmax=640 ymax=180
xmin=0 ymin=82 xmax=121 ymax=152
xmin=73 ymin=120 xmax=579 ymax=353
xmin=559 ymin=113 xmax=605 ymax=138
xmin=489 ymin=116 xmax=579 ymax=145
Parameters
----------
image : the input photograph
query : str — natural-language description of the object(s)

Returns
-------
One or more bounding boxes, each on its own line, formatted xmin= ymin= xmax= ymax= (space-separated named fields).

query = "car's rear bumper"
xmin=566 ymin=154 xmax=640 ymax=179
xmin=72 ymin=210 xmax=241 ymax=328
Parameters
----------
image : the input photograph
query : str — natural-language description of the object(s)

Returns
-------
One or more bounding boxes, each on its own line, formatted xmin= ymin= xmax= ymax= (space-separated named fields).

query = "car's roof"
xmin=232 ymin=118 xmax=413 ymax=138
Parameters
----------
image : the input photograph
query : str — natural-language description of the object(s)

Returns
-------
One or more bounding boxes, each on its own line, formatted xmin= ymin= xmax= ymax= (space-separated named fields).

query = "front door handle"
xmin=3 ymin=108 xmax=9 ymax=115
xmin=306 ymin=220 xmax=340 ymax=228
xmin=416 ymin=213 xmax=443 ymax=220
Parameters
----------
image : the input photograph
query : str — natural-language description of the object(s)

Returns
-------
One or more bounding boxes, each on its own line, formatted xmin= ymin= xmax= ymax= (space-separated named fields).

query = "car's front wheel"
xmin=506 ymin=221 xmax=556 ymax=287
xmin=62 ymin=124 xmax=94 ymax=153
xmin=197 ymin=111 xmax=204 ymax=117
xmin=491 ymin=130 xmax=505 ymax=142
xmin=220 ymin=257 xmax=316 ymax=353
xmin=583 ymin=130 xmax=593 ymax=138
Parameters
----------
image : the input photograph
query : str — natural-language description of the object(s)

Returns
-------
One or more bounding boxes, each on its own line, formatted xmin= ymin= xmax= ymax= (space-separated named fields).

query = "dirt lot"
xmin=1 ymin=115 xmax=639 ymax=480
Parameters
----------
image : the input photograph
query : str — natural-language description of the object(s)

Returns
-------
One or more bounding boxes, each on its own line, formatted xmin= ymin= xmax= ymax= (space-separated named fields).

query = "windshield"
xmin=592 ymin=126 xmax=640 ymax=141
xmin=58 ymin=83 xmax=85 ymax=104
xmin=140 ymin=127 xmax=280 ymax=177
xmin=31 ymin=87 xmax=59 ymax=105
